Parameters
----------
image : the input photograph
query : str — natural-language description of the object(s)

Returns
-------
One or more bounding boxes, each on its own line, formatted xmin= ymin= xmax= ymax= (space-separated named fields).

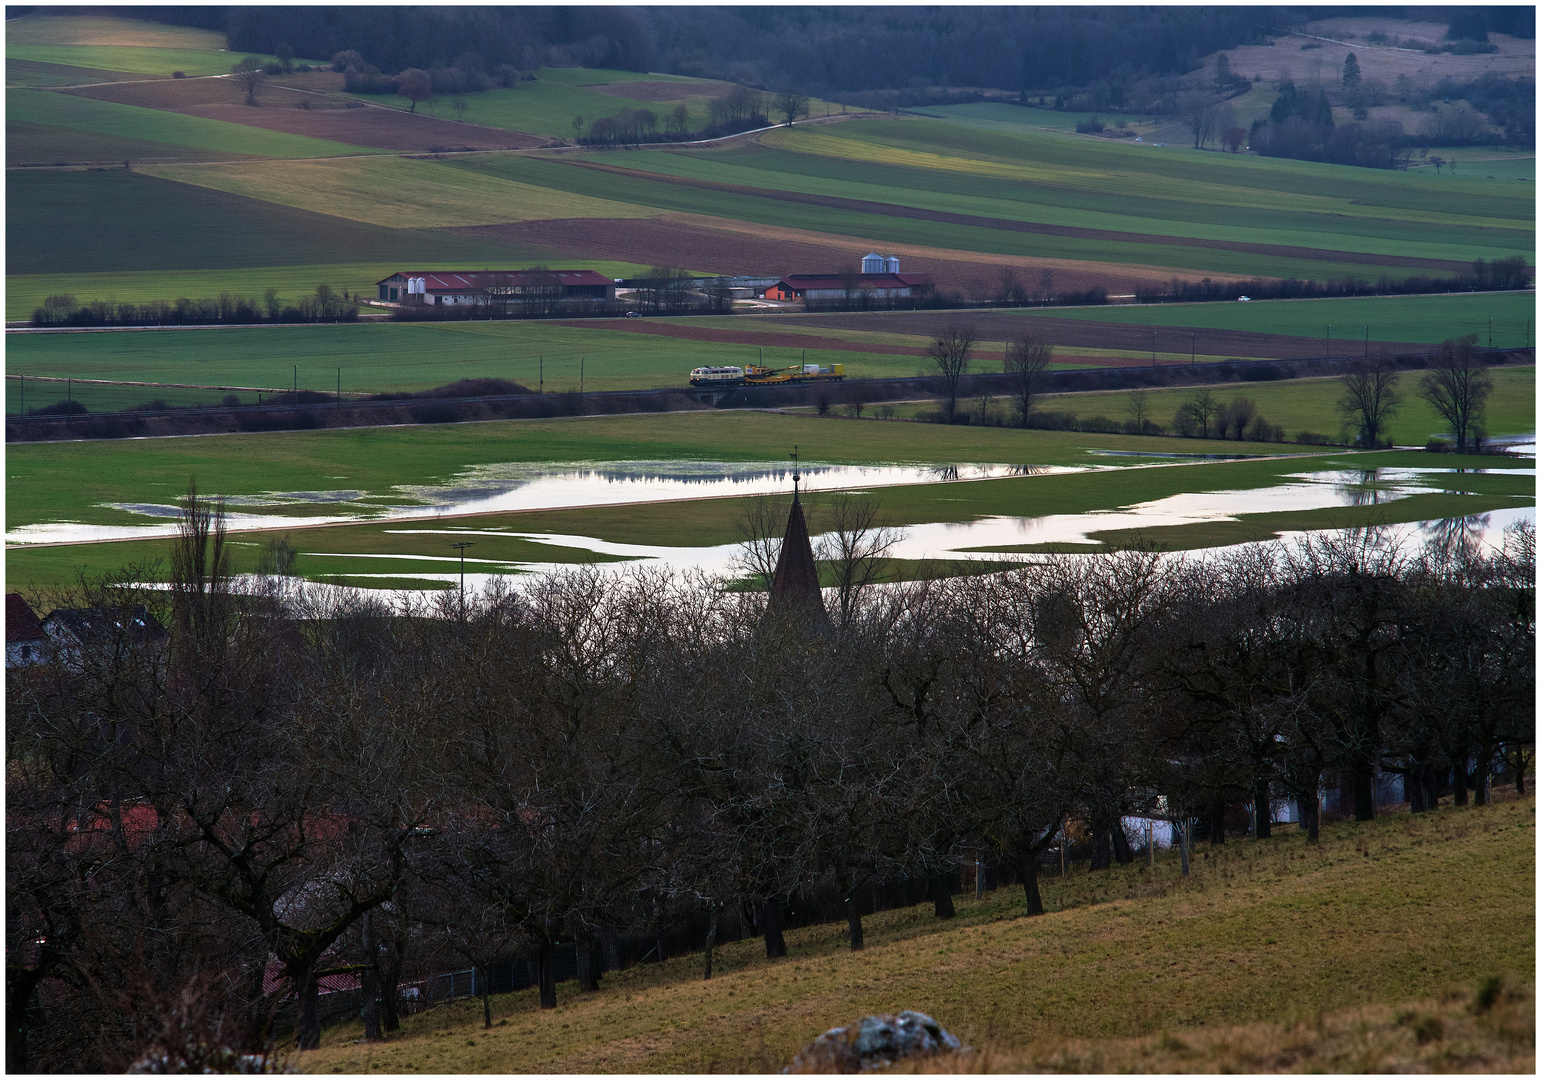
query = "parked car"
xmin=625 ymin=310 xmax=642 ymax=318
xmin=1237 ymin=295 xmax=1251 ymax=302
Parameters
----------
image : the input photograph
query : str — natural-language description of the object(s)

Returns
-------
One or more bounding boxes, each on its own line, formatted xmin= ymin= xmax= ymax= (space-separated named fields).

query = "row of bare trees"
xmin=8 ymin=491 xmax=1532 ymax=1069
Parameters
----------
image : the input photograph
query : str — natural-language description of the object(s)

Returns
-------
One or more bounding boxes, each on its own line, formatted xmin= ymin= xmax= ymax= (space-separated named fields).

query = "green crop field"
xmin=6 ymin=380 xmax=263 ymax=415
xmin=294 ymin=796 xmax=1534 ymax=1072
xmin=7 ymin=402 xmax=1530 ymax=592
xmin=6 ymin=59 xmax=160 ymax=88
xmin=784 ymin=120 xmax=1535 ymax=232
xmin=7 ymin=89 xmax=376 ymax=159
xmin=5 ymin=44 xmax=276 ymax=79
xmin=451 ymin=153 xmax=1420 ymax=283
xmin=5 ymin=14 xmax=228 ymax=50
xmin=915 ymin=101 xmax=1154 ymax=133
xmin=1031 ymin=367 xmax=1537 ymax=443
xmin=1017 ymin=292 xmax=1539 ymax=347
xmin=4 ymin=319 xmax=921 ymax=397
xmin=349 ymin=66 xmax=832 ymax=141
xmin=139 ymin=154 xmax=655 ymax=228
xmin=6 ymin=118 xmax=261 ymax=166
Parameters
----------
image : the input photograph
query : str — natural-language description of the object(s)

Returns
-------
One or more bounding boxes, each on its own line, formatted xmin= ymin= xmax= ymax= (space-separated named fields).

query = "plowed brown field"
xmin=65 ymin=77 xmax=543 ymax=151
xmin=453 ymin=215 xmax=1181 ymax=296
xmin=182 ymin=104 xmax=544 ymax=150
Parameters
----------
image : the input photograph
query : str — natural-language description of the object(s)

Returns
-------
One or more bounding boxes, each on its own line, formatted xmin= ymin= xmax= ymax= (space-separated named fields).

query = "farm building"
xmin=763 ymin=272 xmax=934 ymax=302
xmin=377 ymin=271 xmax=616 ymax=306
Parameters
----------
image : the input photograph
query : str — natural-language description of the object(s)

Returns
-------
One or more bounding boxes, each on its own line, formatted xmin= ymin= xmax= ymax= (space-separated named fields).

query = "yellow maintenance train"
xmin=689 ymin=363 xmax=844 ymax=387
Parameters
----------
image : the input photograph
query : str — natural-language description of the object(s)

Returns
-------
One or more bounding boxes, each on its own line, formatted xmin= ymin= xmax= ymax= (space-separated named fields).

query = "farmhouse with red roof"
xmin=377 ymin=270 xmax=616 ymax=306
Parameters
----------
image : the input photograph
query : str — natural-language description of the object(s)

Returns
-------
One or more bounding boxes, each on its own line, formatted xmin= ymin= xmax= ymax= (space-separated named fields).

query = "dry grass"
xmin=301 ymin=793 xmax=1533 ymax=1073
xmin=910 ymin=982 xmax=1534 ymax=1073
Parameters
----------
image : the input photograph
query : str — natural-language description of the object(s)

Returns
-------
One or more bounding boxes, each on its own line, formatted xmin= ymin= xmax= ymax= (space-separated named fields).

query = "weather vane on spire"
xmin=791 ymin=445 xmax=801 ymax=499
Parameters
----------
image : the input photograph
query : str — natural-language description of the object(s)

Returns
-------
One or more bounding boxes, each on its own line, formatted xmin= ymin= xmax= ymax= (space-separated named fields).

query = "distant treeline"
xmin=1249 ymin=72 xmax=1535 ymax=168
xmin=30 ymin=288 xmax=358 ymax=328
xmin=1134 ymin=258 xmax=1532 ymax=305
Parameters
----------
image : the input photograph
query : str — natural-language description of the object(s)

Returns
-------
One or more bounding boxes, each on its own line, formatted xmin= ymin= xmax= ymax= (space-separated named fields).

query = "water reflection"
xmin=10 ymin=460 xmax=1079 ymax=546
xmin=1420 ymin=513 xmax=1493 ymax=564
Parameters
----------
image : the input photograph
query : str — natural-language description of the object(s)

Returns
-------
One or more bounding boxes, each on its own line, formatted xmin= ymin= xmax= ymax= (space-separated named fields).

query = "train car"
xmin=790 ymin=363 xmax=845 ymax=383
xmin=689 ymin=365 xmax=746 ymax=386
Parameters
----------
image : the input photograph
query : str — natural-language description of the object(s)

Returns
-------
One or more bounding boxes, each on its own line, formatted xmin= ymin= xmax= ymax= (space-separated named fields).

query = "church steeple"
xmin=768 ymin=446 xmax=825 ymax=616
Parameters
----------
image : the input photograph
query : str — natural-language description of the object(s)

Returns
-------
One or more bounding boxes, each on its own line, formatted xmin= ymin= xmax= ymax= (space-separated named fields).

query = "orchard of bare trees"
xmin=7 ymin=491 xmax=1533 ymax=1070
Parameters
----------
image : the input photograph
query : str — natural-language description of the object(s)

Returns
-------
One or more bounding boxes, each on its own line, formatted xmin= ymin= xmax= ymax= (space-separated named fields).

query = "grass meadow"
xmin=297 ymin=795 xmax=1533 ymax=1073
xmin=7 ymin=89 xmax=374 ymax=159
xmin=349 ymin=66 xmax=841 ymax=140
xmin=8 ymin=405 xmax=1530 ymax=592
xmin=5 ymin=319 xmax=906 ymax=396
xmin=936 ymin=365 xmax=1538 ymax=444
xmin=6 ymin=119 xmax=262 ymax=167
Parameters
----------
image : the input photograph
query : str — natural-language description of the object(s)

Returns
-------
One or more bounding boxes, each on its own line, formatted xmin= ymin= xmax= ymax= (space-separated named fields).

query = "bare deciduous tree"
xmin=927 ymin=324 xmax=977 ymax=423
xmin=1004 ymin=334 xmax=1053 ymax=427
xmin=775 ymin=88 xmax=809 ymax=126
xmin=1419 ymin=334 xmax=1492 ymax=452
xmin=811 ymin=493 xmax=905 ymax=630
xmin=1338 ymin=355 xmax=1402 ymax=448
xmin=230 ymin=55 xmax=264 ymax=105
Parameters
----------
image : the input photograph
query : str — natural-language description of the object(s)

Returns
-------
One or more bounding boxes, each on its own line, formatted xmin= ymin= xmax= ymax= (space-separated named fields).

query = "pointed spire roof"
xmin=767 ymin=448 xmax=826 ymax=621
xmin=769 ymin=490 xmax=822 ymax=607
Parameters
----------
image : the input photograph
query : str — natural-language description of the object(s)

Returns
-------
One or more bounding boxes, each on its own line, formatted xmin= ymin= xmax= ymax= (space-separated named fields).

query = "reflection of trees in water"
xmin=1334 ymin=469 xmax=1384 ymax=507
xmin=931 ymin=465 xmax=960 ymax=481
xmin=1009 ymin=464 xmax=1045 ymax=476
xmin=1421 ymin=513 xmax=1492 ymax=563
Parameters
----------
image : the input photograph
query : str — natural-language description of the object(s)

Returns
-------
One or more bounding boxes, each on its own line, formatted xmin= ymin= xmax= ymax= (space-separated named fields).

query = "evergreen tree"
xmin=1342 ymin=53 xmax=1361 ymax=90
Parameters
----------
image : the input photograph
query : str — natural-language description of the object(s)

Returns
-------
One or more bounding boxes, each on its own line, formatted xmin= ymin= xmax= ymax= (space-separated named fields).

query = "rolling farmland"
xmin=4 ymin=11 xmax=1533 ymax=600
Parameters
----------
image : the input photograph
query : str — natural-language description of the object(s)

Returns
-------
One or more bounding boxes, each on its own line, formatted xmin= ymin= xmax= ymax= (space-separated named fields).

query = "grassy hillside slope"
xmin=300 ymin=795 xmax=1533 ymax=1073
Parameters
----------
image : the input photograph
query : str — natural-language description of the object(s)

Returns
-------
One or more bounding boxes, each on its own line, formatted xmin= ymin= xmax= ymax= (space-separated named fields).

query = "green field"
xmin=6 ymin=44 xmax=275 ymax=79
xmin=7 ymin=118 xmax=261 ymax=166
xmin=1029 ymin=367 xmax=1536 ymax=443
xmin=138 ymin=155 xmax=655 ymax=229
xmin=348 ymin=66 xmax=835 ymax=140
xmin=7 ymin=403 xmax=1530 ymax=592
xmin=914 ymin=101 xmax=1155 ymax=133
xmin=1018 ymin=292 xmax=1538 ymax=347
xmin=3 ymin=320 xmax=920 ymax=396
xmin=294 ymin=796 xmax=1533 ymax=1072
xmin=6 ymin=380 xmax=264 ymax=415
xmin=7 ymin=89 xmax=375 ymax=159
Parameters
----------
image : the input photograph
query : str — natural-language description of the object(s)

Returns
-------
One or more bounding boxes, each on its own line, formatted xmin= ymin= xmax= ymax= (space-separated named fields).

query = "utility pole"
xmin=1151 ymin=330 xmax=1156 ymax=364
xmin=1489 ymin=316 xmax=1493 ymax=346
xmin=580 ymin=357 xmax=585 ymax=394
xmin=539 ymin=356 xmax=544 ymax=394
xmin=1364 ymin=326 xmax=1369 ymax=358
xmin=293 ymin=365 xmax=297 ymax=396
xmin=1191 ymin=332 xmax=1195 ymax=364
xmin=67 ymin=378 xmax=71 ymax=409
xmin=1325 ymin=324 xmax=1330 ymax=359
xmin=451 ymin=541 xmax=474 ymax=593
xmin=337 ymin=367 xmax=341 ymax=403
xmin=18 ymin=375 xmax=22 ymax=417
